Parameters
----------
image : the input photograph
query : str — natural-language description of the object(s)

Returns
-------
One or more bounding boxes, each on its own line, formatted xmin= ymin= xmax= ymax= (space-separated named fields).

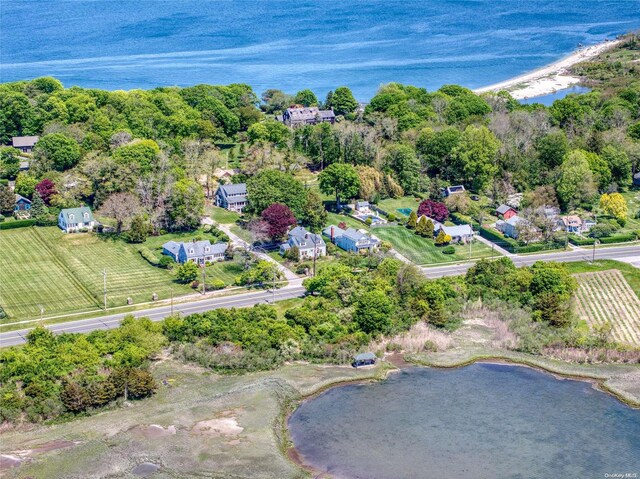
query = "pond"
xmin=519 ymin=86 xmax=592 ymax=106
xmin=289 ymin=364 xmax=640 ymax=479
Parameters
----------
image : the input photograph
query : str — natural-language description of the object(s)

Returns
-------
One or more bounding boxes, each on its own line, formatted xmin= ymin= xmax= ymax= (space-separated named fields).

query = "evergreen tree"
xmin=60 ymin=380 xmax=90 ymax=413
xmin=407 ymin=211 xmax=418 ymax=229
xmin=416 ymin=215 xmax=427 ymax=236
xmin=29 ymin=193 xmax=48 ymax=218
xmin=425 ymin=219 xmax=435 ymax=238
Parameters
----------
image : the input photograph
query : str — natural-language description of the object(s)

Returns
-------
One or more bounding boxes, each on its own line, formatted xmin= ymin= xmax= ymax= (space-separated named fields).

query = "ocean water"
xmin=1 ymin=1 xmax=639 ymax=99
xmin=289 ymin=364 xmax=640 ymax=479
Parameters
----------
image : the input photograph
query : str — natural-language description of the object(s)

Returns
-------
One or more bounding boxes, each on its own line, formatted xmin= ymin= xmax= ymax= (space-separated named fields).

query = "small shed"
xmin=353 ymin=352 xmax=377 ymax=368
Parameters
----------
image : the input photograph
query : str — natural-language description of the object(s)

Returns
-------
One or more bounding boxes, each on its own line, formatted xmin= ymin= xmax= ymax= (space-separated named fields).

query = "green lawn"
xmin=205 ymin=257 xmax=245 ymax=285
xmin=326 ymin=212 xmax=369 ymax=231
xmin=229 ymin=224 xmax=253 ymax=243
xmin=205 ymin=205 xmax=241 ymax=224
xmin=0 ymin=227 xmax=194 ymax=321
xmin=377 ymin=196 xmax=423 ymax=215
xmin=374 ymin=226 xmax=497 ymax=265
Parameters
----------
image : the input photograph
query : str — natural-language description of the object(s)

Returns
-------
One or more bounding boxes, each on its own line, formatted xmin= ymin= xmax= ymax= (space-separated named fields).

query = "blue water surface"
xmin=1 ymin=1 xmax=639 ymax=99
xmin=520 ymin=85 xmax=593 ymax=106
xmin=289 ymin=364 xmax=640 ymax=479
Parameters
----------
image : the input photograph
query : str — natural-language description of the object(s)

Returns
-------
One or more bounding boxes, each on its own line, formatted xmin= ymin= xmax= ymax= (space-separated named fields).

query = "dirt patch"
xmin=129 ymin=424 xmax=177 ymax=439
xmin=191 ymin=415 xmax=243 ymax=437
xmin=131 ymin=462 xmax=160 ymax=476
xmin=0 ymin=455 xmax=22 ymax=470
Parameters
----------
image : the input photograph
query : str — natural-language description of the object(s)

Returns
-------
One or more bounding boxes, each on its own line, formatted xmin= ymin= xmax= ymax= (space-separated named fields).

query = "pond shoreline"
xmin=282 ymin=353 xmax=640 ymax=477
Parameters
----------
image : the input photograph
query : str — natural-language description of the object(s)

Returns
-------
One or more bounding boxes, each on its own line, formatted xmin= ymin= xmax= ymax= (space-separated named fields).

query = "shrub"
xmin=442 ymin=245 xmax=455 ymax=254
xmin=0 ymin=219 xmax=36 ymax=230
xmin=387 ymin=213 xmax=396 ymax=222
xmin=296 ymin=263 xmax=311 ymax=275
xmin=0 ymin=215 xmax=4 ymax=223
xmin=423 ymin=340 xmax=438 ymax=352
xmin=138 ymin=247 xmax=160 ymax=266
xmin=365 ymin=217 xmax=373 ymax=226
xmin=208 ymin=279 xmax=226 ymax=290
xmin=158 ymin=255 xmax=175 ymax=269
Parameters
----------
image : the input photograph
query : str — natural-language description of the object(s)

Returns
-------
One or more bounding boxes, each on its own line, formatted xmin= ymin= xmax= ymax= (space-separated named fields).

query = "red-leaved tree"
xmin=417 ymin=199 xmax=449 ymax=223
xmin=35 ymin=178 xmax=58 ymax=205
xmin=261 ymin=203 xmax=296 ymax=240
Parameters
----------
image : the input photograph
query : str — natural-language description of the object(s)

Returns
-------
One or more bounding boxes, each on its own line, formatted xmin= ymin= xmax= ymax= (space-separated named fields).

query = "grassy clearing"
xmin=573 ymin=270 xmax=640 ymax=346
xmin=229 ymin=224 xmax=253 ymax=243
xmin=205 ymin=205 xmax=241 ymax=224
xmin=374 ymin=226 xmax=496 ymax=265
xmin=376 ymin=196 xmax=423 ymax=215
xmin=205 ymin=257 xmax=245 ymax=285
xmin=326 ymin=212 xmax=369 ymax=231
xmin=564 ymin=260 xmax=640 ymax=299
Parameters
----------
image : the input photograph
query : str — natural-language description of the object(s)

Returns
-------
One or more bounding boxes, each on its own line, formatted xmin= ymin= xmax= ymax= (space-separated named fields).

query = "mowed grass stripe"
xmin=373 ymin=226 xmax=496 ymax=265
xmin=0 ymin=229 xmax=99 ymax=319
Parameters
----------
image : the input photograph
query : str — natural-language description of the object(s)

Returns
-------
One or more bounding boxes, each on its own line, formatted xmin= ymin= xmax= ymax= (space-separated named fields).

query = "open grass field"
xmin=205 ymin=205 xmax=241 ymax=224
xmin=0 ymin=227 xmax=194 ymax=321
xmin=377 ymin=196 xmax=423 ymax=215
xmin=326 ymin=212 xmax=369 ymax=231
xmin=574 ymin=270 xmax=640 ymax=346
xmin=374 ymin=226 xmax=497 ymax=265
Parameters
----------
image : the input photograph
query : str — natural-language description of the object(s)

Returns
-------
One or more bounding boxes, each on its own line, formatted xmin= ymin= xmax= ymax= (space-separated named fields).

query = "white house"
xmin=58 ymin=207 xmax=95 ymax=233
xmin=162 ymin=239 xmax=227 ymax=265
xmin=279 ymin=226 xmax=326 ymax=260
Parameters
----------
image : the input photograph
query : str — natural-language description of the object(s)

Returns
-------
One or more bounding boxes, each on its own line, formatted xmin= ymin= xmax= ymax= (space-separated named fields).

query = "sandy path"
xmin=475 ymin=39 xmax=621 ymax=99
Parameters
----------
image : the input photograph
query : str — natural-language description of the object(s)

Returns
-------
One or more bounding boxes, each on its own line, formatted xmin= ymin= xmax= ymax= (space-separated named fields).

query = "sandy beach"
xmin=475 ymin=39 xmax=621 ymax=99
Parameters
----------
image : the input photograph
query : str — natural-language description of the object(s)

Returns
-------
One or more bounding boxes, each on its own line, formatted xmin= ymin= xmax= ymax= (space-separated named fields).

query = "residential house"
xmin=213 ymin=168 xmax=240 ymax=183
xmin=215 ymin=183 xmax=247 ymax=212
xmin=162 ymin=239 xmax=227 ymax=265
xmin=281 ymin=107 xmax=336 ymax=127
xmin=279 ymin=226 xmax=326 ymax=260
xmin=496 ymin=215 xmax=527 ymax=239
xmin=58 ymin=207 xmax=95 ymax=233
xmin=633 ymin=172 xmax=640 ymax=187
xmin=14 ymin=194 xmax=31 ymax=216
xmin=355 ymin=201 xmax=370 ymax=212
xmin=444 ymin=185 xmax=465 ymax=197
xmin=496 ymin=204 xmax=518 ymax=220
xmin=12 ymin=136 xmax=39 ymax=153
xmin=557 ymin=215 xmax=596 ymax=235
xmin=436 ymin=224 xmax=474 ymax=243
xmin=543 ymin=207 xmax=561 ymax=219
xmin=323 ymin=225 xmax=380 ymax=253
xmin=353 ymin=352 xmax=377 ymax=368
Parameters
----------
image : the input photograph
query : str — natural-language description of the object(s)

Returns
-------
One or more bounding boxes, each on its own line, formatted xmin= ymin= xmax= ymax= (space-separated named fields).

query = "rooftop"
xmin=12 ymin=136 xmax=39 ymax=148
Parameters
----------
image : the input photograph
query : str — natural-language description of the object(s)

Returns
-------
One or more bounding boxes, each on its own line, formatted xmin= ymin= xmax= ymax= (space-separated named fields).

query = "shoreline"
xmin=474 ymin=38 xmax=621 ymax=100
xmin=283 ymin=355 xmax=640 ymax=477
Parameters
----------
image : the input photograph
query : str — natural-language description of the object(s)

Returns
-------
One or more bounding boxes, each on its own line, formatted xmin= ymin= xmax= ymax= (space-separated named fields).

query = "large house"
xmin=557 ymin=215 xmax=596 ymax=234
xmin=323 ymin=225 xmax=380 ymax=253
xmin=12 ymin=136 xmax=39 ymax=153
xmin=279 ymin=107 xmax=335 ymax=127
xmin=496 ymin=204 xmax=518 ymax=220
xmin=58 ymin=207 xmax=95 ymax=233
xmin=162 ymin=239 xmax=227 ymax=265
xmin=215 ymin=183 xmax=247 ymax=212
xmin=420 ymin=215 xmax=474 ymax=243
xmin=14 ymin=194 xmax=31 ymax=217
xmin=279 ymin=226 xmax=326 ymax=260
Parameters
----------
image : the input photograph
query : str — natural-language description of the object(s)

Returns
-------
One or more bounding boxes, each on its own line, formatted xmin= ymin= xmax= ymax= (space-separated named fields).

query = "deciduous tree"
xmin=318 ymin=163 xmax=360 ymax=208
xmin=99 ymin=191 xmax=140 ymax=234
xmin=261 ymin=203 xmax=296 ymax=240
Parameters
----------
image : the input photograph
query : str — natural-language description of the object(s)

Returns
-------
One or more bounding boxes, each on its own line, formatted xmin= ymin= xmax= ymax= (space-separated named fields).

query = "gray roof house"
xmin=496 ymin=215 xmax=528 ymax=239
xmin=162 ymin=239 xmax=227 ymax=265
xmin=444 ymin=185 xmax=465 ymax=197
xmin=634 ymin=172 xmax=640 ymax=187
xmin=215 ymin=183 xmax=247 ymax=212
xmin=58 ymin=207 xmax=95 ymax=233
xmin=12 ymin=136 xmax=39 ymax=153
xmin=353 ymin=352 xmax=377 ymax=368
xmin=279 ymin=226 xmax=326 ymax=260
xmin=323 ymin=225 xmax=380 ymax=253
xmin=281 ymin=107 xmax=335 ymax=127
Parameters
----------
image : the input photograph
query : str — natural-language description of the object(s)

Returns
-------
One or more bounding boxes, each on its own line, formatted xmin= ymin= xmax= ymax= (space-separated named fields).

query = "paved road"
xmin=0 ymin=284 xmax=307 ymax=348
xmin=422 ymin=244 xmax=640 ymax=278
xmin=3 ymin=244 xmax=640 ymax=347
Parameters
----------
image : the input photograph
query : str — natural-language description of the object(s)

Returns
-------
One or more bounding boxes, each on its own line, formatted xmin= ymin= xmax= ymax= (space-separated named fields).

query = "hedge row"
xmin=599 ymin=233 xmax=638 ymax=244
xmin=568 ymin=235 xmax=596 ymax=246
xmin=0 ymin=219 xmax=36 ymax=230
xmin=479 ymin=226 xmax=519 ymax=253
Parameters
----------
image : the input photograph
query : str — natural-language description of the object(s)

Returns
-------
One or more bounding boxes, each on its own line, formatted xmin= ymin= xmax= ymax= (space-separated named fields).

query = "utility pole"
xmin=592 ymin=239 xmax=598 ymax=264
xmin=170 ymin=287 xmax=174 ymax=315
xmin=468 ymin=223 xmax=472 ymax=260
xmin=103 ymin=269 xmax=107 ymax=310
xmin=202 ymin=263 xmax=206 ymax=295
xmin=272 ymin=268 xmax=276 ymax=302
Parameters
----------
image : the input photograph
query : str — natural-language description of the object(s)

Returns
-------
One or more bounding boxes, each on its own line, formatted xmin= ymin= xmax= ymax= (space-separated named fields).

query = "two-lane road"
xmin=0 ymin=284 xmax=307 ymax=348
xmin=3 ymin=244 xmax=640 ymax=347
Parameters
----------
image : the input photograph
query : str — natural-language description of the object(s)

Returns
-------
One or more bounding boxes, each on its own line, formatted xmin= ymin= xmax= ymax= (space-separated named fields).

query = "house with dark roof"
xmin=14 ymin=194 xmax=31 ymax=215
xmin=162 ymin=239 xmax=227 ymax=265
xmin=58 ymin=207 xmax=95 ymax=233
xmin=281 ymin=107 xmax=335 ymax=127
xmin=12 ymin=136 xmax=39 ymax=153
xmin=215 ymin=183 xmax=247 ymax=212
xmin=323 ymin=225 xmax=380 ymax=253
xmin=634 ymin=172 xmax=640 ymax=187
xmin=279 ymin=226 xmax=326 ymax=260
xmin=496 ymin=204 xmax=518 ymax=220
